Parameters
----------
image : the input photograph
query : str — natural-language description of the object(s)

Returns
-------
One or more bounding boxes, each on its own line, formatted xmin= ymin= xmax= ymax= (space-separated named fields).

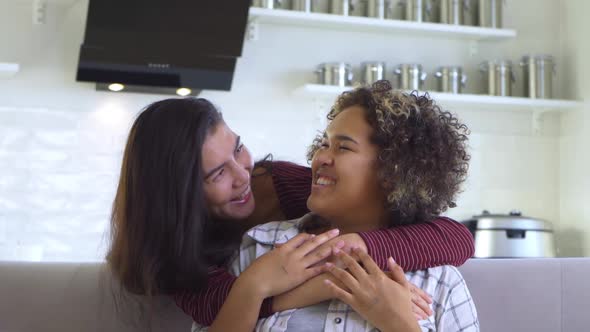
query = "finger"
xmin=324 ymin=278 xmax=355 ymax=305
xmin=326 ymin=262 xmax=361 ymax=292
xmin=387 ymin=257 xmax=410 ymax=287
xmin=301 ymin=243 xmax=333 ymax=267
xmin=280 ymin=233 xmax=313 ymax=251
xmin=353 ymin=247 xmax=381 ymax=276
xmin=411 ymin=292 xmax=432 ymax=318
xmin=296 ymin=228 xmax=340 ymax=256
xmin=305 ymin=238 xmax=345 ymax=263
xmin=412 ymin=302 xmax=429 ymax=321
xmin=334 ymin=248 xmax=369 ymax=283
xmin=274 ymin=243 xmax=284 ymax=249
xmin=413 ymin=284 xmax=433 ymax=305
xmin=302 ymin=264 xmax=328 ymax=280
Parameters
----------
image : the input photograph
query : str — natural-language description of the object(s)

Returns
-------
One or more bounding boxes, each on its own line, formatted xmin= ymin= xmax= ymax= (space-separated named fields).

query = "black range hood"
xmin=76 ymin=0 xmax=251 ymax=94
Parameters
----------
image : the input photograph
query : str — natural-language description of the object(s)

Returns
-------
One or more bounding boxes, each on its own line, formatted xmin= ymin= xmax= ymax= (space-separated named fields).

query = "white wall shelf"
xmin=294 ymin=83 xmax=584 ymax=134
xmin=248 ymin=7 xmax=517 ymax=41
xmin=0 ymin=63 xmax=19 ymax=78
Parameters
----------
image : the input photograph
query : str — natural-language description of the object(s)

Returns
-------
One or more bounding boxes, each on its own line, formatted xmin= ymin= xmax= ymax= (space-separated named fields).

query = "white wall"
xmin=0 ymin=0 xmax=583 ymax=261
xmin=558 ymin=0 xmax=590 ymax=257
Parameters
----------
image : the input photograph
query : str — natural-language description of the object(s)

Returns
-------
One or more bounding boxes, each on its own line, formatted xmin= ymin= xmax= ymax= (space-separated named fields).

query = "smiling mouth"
xmin=314 ymin=175 xmax=336 ymax=186
xmin=231 ymin=186 xmax=252 ymax=204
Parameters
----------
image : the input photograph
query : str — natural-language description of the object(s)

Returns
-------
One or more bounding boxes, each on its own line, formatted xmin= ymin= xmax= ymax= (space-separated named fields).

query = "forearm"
xmin=208 ymin=277 xmax=266 ymax=332
xmin=272 ymin=273 xmax=343 ymax=312
xmin=358 ymin=217 xmax=475 ymax=271
xmin=174 ymin=268 xmax=274 ymax=326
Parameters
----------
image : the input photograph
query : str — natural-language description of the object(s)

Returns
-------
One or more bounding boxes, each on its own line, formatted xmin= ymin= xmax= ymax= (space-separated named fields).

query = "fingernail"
xmin=310 ymin=234 xmax=316 ymax=238
xmin=329 ymin=228 xmax=340 ymax=235
xmin=333 ymin=247 xmax=341 ymax=254
xmin=325 ymin=262 xmax=334 ymax=268
xmin=389 ymin=257 xmax=396 ymax=264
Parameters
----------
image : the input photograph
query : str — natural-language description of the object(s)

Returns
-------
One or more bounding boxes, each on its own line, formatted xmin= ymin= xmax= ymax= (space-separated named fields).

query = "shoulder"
xmin=271 ymin=161 xmax=311 ymax=176
xmin=405 ymin=265 xmax=467 ymax=298
xmin=244 ymin=215 xmax=309 ymax=245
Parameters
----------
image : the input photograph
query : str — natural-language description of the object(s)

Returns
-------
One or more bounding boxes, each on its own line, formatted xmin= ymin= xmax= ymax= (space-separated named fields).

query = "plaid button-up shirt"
xmin=193 ymin=216 xmax=479 ymax=332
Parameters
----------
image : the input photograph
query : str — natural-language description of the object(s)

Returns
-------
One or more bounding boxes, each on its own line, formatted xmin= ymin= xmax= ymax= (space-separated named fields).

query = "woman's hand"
xmin=240 ymin=228 xmax=341 ymax=298
xmin=324 ymin=248 xmax=422 ymax=332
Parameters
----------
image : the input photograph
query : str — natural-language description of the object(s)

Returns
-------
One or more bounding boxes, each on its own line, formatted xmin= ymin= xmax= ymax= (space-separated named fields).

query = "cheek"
xmin=204 ymin=179 xmax=233 ymax=205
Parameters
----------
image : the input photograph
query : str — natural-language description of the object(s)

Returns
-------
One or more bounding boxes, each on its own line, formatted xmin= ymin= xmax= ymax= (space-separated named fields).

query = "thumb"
xmin=387 ymin=257 xmax=409 ymax=287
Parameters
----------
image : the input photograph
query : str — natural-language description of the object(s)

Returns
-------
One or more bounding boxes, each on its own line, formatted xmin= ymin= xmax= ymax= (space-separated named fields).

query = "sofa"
xmin=1 ymin=258 xmax=589 ymax=332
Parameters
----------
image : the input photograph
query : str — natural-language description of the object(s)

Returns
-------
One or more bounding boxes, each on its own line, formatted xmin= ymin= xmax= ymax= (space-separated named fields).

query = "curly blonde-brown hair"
xmin=306 ymin=80 xmax=470 ymax=226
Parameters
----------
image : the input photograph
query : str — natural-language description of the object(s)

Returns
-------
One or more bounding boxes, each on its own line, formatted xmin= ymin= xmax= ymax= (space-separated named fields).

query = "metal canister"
xmin=480 ymin=60 xmax=514 ymax=96
xmin=316 ymin=62 xmax=353 ymax=87
xmin=402 ymin=0 xmax=427 ymax=22
xmin=520 ymin=55 xmax=555 ymax=99
xmin=435 ymin=66 xmax=467 ymax=94
xmin=361 ymin=61 xmax=386 ymax=84
xmin=478 ymin=0 xmax=503 ymax=28
xmin=330 ymin=0 xmax=352 ymax=15
xmin=440 ymin=0 xmax=470 ymax=25
xmin=292 ymin=0 xmax=312 ymax=12
xmin=394 ymin=64 xmax=427 ymax=90
xmin=366 ymin=0 xmax=386 ymax=18
xmin=252 ymin=0 xmax=283 ymax=9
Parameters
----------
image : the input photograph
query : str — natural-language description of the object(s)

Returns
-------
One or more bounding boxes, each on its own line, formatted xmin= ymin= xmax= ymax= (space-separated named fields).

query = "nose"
xmin=232 ymin=160 xmax=250 ymax=188
xmin=313 ymin=148 xmax=334 ymax=167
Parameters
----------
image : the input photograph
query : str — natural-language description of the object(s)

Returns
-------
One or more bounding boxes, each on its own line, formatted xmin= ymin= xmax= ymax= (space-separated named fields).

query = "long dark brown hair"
xmin=107 ymin=98 xmax=244 ymax=296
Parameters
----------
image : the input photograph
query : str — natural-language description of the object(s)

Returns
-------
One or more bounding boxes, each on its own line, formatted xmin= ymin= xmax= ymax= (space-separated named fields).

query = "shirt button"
xmin=334 ymin=317 xmax=342 ymax=324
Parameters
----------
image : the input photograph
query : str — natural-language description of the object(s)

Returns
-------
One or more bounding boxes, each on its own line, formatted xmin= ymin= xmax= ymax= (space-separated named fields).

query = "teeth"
xmin=234 ymin=187 xmax=250 ymax=201
xmin=316 ymin=176 xmax=335 ymax=186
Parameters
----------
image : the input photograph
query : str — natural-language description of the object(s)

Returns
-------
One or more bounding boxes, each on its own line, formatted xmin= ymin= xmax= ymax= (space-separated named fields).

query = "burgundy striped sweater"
xmin=174 ymin=161 xmax=475 ymax=325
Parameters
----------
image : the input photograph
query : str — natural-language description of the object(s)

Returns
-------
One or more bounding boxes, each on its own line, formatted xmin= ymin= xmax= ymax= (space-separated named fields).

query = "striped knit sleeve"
xmin=357 ymin=217 xmax=475 ymax=271
xmin=173 ymin=267 xmax=274 ymax=326
xmin=270 ymin=161 xmax=312 ymax=220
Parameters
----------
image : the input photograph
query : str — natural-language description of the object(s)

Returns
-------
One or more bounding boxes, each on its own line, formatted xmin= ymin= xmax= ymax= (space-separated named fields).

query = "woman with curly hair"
xmin=194 ymin=80 xmax=478 ymax=331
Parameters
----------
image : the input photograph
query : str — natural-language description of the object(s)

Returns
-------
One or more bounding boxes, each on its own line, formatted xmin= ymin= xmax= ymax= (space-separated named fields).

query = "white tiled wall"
xmin=0 ymin=0 xmax=586 ymax=261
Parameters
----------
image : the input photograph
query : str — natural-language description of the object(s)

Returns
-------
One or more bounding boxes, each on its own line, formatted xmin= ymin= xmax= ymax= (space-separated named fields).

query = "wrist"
xmin=235 ymin=271 xmax=270 ymax=299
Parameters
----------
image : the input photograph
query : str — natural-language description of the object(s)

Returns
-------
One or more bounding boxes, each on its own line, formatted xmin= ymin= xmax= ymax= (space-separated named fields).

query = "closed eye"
xmin=213 ymin=168 xmax=225 ymax=182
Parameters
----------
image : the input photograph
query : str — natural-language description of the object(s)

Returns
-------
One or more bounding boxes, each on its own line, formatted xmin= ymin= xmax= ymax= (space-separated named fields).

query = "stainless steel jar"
xmin=316 ymin=62 xmax=353 ymax=87
xmin=520 ymin=55 xmax=555 ymax=99
xmin=292 ymin=0 xmax=312 ymax=12
xmin=252 ymin=0 xmax=283 ymax=9
xmin=366 ymin=0 xmax=386 ymax=18
xmin=478 ymin=0 xmax=503 ymax=28
xmin=394 ymin=64 xmax=427 ymax=90
xmin=330 ymin=0 xmax=352 ymax=15
xmin=361 ymin=61 xmax=386 ymax=84
xmin=480 ymin=60 xmax=515 ymax=96
xmin=435 ymin=66 xmax=467 ymax=93
xmin=401 ymin=0 xmax=433 ymax=22
xmin=440 ymin=0 xmax=470 ymax=25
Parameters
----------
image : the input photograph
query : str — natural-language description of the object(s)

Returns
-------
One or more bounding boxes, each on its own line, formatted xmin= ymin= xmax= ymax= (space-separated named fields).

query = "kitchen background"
xmin=0 ymin=0 xmax=588 ymax=261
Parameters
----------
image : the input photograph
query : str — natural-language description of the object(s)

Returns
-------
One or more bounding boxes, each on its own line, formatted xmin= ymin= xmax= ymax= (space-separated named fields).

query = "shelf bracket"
xmin=532 ymin=109 xmax=548 ymax=136
xmin=469 ymin=40 xmax=479 ymax=57
xmin=247 ymin=19 xmax=260 ymax=41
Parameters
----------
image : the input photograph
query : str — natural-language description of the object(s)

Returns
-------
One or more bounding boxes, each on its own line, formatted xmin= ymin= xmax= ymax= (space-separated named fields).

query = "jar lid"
xmin=470 ymin=210 xmax=553 ymax=231
xmin=317 ymin=62 xmax=352 ymax=69
xmin=521 ymin=54 xmax=554 ymax=62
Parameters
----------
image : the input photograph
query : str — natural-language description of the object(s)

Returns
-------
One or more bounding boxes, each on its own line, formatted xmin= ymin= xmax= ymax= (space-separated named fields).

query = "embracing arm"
xmin=268 ymin=162 xmax=474 ymax=271
xmin=358 ymin=217 xmax=475 ymax=271
xmin=173 ymin=268 xmax=274 ymax=326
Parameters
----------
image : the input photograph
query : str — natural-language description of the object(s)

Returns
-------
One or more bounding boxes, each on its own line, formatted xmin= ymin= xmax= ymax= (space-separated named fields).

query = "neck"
xmin=323 ymin=207 xmax=389 ymax=235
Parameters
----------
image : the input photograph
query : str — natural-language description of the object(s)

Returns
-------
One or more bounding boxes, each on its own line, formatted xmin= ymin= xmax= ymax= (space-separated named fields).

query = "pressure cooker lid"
xmin=471 ymin=210 xmax=553 ymax=231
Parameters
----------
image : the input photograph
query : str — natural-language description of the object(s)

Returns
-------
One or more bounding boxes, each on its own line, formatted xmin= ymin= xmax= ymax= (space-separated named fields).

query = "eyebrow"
xmin=323 ymin=133 xmax=359 ymax=145
xmin=204 ymin=135 xmax=241 ymax=180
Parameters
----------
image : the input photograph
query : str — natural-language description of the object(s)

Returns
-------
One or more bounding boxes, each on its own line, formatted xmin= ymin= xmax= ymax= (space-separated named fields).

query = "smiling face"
xmin=201 ymin=122 xmax=255 ymax=221
xmin=307 ymin=106 xmax=387 ymax=232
